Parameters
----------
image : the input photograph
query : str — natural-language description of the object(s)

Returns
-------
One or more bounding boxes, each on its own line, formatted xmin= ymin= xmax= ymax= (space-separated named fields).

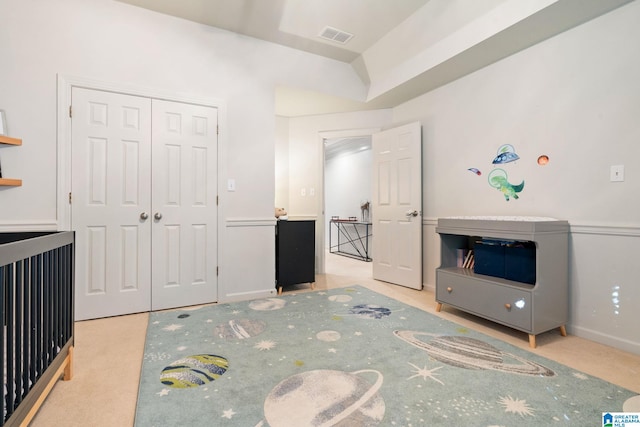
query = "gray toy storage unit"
xmin=435 ymin=216 xmax=569 ymax=348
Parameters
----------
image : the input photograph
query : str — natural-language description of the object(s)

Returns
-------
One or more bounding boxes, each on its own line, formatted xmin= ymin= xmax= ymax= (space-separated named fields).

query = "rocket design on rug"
xmin=394 ymin=331 xmax=555 ymax=376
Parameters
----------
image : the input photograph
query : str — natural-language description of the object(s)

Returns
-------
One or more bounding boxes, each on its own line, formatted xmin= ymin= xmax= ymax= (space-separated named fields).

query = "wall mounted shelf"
xmin=0 ymin=135 xmax=23 ymax=186
xmin=0 ymin=135 xmax=22 ymax=146
xmin=0 ymin=178 xmax=22 ymax=186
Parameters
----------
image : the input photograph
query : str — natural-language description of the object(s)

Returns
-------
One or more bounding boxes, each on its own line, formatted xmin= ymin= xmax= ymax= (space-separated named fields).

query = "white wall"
xmin=0 ymin=0 xmax=367 ymax=302
xmin=275 ymin=116 xmax=290 ymax=211
xmin=324 ymin=147 xmax=372 ymax=247
xmin=392 ymin=1 xmax=640 ymax=354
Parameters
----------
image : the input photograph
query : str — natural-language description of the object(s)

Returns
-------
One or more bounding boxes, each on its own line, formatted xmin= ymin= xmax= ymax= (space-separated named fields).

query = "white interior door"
xmin=72 ymin=88 xmax=152 ymax=320
xmin=72 ymin=89 xmax=218 ymax=319
xmin=371 ymin=122 xmax=422 ymax=289
xmin=151 ymin=100 xmax=218 ymax=310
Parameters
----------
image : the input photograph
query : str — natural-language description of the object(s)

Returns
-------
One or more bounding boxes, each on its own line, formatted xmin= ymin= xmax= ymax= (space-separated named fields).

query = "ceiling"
xmin=116 ymin=0 xmax=430 ymax=62
xmin=117 ymin=0 xmax=634 ymax=117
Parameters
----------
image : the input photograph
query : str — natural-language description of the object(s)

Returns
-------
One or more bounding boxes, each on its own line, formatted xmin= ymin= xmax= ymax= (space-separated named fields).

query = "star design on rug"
xmin=407 ymin=362 xmax=444 ymax=385
xmin=162 ymin=324 xmax=183 ymax=331
xmin=156 ymin=388 xmax=170 ymax=397
xmin=254 ymin=340 xmax=276 ymax=351
xmin=354 ymin=331 xmax=363 ymax=336
xmin=498 ymin=395 xmax=534 ymax=417
xmin=328 ymin=348 xmax=337 ymax=353
xmin=221 ymin=408 xmax=236 ymax=419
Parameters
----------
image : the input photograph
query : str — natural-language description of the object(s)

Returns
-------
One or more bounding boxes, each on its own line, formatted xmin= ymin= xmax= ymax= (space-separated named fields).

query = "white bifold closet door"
xmin=71 ymin=88 xmax=217 ymax=321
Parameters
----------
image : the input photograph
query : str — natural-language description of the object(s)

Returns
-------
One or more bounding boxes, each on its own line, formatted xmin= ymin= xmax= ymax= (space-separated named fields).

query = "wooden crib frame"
xmin=1 ymin=232 xmax=74 ymax=426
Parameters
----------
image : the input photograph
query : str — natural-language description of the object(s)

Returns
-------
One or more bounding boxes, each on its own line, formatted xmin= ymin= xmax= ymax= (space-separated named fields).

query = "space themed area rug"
xmin=134 ymin=286 xmax=637 ymax=426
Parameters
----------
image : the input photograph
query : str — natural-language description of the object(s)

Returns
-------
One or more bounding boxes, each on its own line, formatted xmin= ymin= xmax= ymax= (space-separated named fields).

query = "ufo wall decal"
xmin=492 ymin=144 xmax=520 ymax=164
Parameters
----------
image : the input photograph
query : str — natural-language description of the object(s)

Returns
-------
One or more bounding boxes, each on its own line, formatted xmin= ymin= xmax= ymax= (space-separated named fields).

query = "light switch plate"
xmin=227 ymin=178 xmax=236 ymax=191
xmin=610 ymin=165 xmax=624 ymax=182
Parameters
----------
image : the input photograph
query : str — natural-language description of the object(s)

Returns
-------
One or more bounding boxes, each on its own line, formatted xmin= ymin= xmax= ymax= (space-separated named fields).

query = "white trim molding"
xmin=570 ymin=223 xmax=640 ymax=237
xmin=0 ymin=220 xmax=59 ymax=232
xmin=225 ymin=217 xmax=277 ymax=227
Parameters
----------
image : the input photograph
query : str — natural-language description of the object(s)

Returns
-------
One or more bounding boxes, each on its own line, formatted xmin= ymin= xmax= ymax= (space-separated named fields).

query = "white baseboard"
xmin=569 ymin=325 xmax=640 ymax=356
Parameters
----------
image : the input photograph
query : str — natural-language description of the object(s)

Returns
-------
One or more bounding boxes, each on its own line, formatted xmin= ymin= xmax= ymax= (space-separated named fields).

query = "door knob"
xmin=406 ymin=210 xmax=419 ymax=217
xmin=140 ymin=212 xmax=149 ymax=220
xmin=154 ymin=212 xmax=163 ymax=220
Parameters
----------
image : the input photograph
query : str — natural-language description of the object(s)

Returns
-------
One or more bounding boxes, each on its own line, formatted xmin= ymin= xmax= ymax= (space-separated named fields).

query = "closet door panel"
xmin=151 ymin=100 xmax=218 ymax=310
xmin=72 ymin=88 xmax=152 ymax=321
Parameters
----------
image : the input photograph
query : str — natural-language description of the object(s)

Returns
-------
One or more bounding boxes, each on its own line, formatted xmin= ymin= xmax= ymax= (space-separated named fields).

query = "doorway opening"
xmin=323 ymin=135 xmax=373 ymax=279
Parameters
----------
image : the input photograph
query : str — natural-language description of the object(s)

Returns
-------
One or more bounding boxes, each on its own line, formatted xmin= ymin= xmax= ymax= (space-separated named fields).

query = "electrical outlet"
xmin=301 ymin=187 xmax=306 ymax=196
xmin=610 ymin=165 xmax=624 ymax=182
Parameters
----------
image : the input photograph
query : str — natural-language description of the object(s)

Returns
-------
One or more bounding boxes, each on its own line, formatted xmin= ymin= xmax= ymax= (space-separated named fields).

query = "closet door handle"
xmin=154 ymin=212 xmax=163 ymax=221
xmin=140 ymin=212 xmax=149 ymax=220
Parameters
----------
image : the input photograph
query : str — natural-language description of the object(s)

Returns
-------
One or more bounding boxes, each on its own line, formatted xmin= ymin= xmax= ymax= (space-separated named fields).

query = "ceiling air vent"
xmin=319 ymin=26 xmax=354 ymax=44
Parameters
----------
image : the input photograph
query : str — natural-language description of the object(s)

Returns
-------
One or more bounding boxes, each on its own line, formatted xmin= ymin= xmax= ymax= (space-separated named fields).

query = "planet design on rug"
xmin=316 ymin=330 xmax=341 ymax=342
xmin=249 ymin=298 xmax=286 ymax=311
xmin=160 ymin=354 xmax=229 ymax=388
xmin=624 ymin=395 xmax=640 ymax=411
xmin=394 ymin=331 xmax=555 ymax=377
xmin=261 ymin=369 xmax=385 ymax=426
xmin=214 ymin=319 xmax=266 ymax=339
xmin=328 ymin=294 xmax=353 ymax=303
xmin=347 ymin=304 xmax=392 ymax=319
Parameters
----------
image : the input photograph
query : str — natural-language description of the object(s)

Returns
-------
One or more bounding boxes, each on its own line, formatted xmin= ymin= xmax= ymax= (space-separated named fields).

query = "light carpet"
xmin=134 ymin=286 xmax=638 ymax=426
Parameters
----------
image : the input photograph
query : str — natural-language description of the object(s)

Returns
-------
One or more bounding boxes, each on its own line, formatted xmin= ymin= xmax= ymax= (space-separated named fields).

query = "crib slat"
xmin=30 ymin=255 xmax=39 ymax=396
xmin=1 ymin=265 xmax=5 ymax=426
xmin=6 ymin=263 xmax=15 ymax=417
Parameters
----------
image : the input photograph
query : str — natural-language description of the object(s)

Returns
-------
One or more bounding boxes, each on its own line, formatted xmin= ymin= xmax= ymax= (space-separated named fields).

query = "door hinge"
xmin=216 ymin=266 xmax=219 ymax=276
xmin=216 ymin=125 xmax=219 ymax=135
xmin=68 ymin=192 xmax=72 ymax=204
xmin=69 ymin=106 xmax=72 ymax=118
xmin=216 ymin=195 xmax=219 ymax=205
